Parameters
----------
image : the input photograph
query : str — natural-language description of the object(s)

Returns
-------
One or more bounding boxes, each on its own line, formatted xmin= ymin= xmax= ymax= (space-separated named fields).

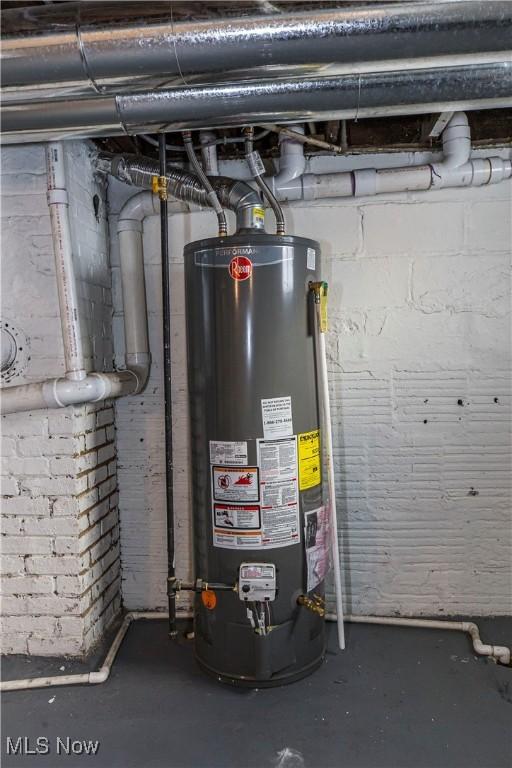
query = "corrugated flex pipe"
xmin=97 ymin=153 xmax=263 ymax=232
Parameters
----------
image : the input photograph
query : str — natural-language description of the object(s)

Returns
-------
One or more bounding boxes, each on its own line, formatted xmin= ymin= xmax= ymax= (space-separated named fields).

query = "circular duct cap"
xmin=1 ymin=321 xmax=29 ymax=383
xmin=1 ymin=327 xmax=17 ymax=372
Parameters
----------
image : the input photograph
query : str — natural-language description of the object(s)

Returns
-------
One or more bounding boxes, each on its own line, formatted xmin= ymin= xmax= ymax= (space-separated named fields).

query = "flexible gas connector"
xmin=182 ymin=130 xmax=228 ymax=237
xmin=244 ymin=126 xmax=285 ymax=235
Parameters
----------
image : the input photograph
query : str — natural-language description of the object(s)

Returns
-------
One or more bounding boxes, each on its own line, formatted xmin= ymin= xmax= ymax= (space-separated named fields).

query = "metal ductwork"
xmin=1 ymin=1 xmax=512 ymax=143
xmin=2 ymin=1 xmax=512 ymax=101
xmin=3 ymin=64 xmax=512 ymax=145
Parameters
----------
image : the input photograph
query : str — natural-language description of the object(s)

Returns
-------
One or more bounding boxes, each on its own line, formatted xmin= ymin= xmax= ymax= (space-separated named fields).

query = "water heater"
xmin=185 ymin=232 xmax=328 ymax=686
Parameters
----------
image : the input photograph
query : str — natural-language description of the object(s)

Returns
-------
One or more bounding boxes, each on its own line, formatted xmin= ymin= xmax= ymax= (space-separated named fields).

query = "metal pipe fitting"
xmin=244 ymin=126 xmax=285 ymax=236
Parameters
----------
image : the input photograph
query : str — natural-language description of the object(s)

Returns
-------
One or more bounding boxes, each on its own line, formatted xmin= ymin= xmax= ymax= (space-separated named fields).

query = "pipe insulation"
xmin=2 ymin=63 xmax=512 ymax=144
xmin=2 ymin=1 xmax=511 ymax=102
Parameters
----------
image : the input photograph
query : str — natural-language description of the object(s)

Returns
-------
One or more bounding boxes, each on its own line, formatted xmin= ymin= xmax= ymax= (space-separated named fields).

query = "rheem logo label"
xmin=229 ymin=255 xmax=252 ymax=281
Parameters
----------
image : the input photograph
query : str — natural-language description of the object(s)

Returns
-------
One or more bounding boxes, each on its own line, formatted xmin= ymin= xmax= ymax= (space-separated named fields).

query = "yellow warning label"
xmin=298 ymin=429 xmax=321 ymax=491
xmin=253 ymin=206 xmax=265 ymax=226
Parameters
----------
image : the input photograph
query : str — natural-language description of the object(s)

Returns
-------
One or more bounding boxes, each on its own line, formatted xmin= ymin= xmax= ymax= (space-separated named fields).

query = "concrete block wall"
xmin=1 ymin=142 xmax=121 ymax=655
xmin=109 ymin=146 xmax=511 ymax=617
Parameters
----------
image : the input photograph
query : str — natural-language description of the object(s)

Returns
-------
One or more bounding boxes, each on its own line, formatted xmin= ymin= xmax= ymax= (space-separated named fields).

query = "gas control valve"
xmin=238 ymin=563 xmax=277 ymax=602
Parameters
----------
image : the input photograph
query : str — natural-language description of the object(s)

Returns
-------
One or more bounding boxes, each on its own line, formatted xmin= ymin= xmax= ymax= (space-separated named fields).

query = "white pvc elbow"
xmin=268 ymin=124 xmax=307 ymax=198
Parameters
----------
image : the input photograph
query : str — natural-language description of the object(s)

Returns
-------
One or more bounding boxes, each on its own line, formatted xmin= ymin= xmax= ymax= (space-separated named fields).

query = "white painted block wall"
xmin=1 ymin=142 xmax=121 ymax=655
xmin=110 ymin=147 xmax=512 ymax=617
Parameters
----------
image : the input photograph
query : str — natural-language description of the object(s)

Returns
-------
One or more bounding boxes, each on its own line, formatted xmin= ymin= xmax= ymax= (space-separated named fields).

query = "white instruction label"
xmin=258 ymin=436 xmax=297 ymax=482
xmin=261 ymin=396 xmax=293 ymax=439
xmin=213 ymin=529 xmax=262 ymax=549
xmin=209 ymin=440 xmax=248 ymax=466
xmin=307 ymin=247 xmax=316 ymax=271
xmin=304 ymin=505 xmax=331 ymax=592
xmin=257 ymin=437 xmax=300 ymax=549
xmin=212 ymin=466 xmax=259 ymax=503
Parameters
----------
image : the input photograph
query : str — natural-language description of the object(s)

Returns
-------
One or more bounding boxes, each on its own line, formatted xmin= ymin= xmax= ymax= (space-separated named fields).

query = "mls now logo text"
xmin=6 ymin=736 xmax=100 ymax=756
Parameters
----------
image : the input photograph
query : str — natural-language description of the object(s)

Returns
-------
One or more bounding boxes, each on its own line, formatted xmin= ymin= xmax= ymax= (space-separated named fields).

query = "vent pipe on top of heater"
xmin=244 ymin=126 xmax=286 ymax=236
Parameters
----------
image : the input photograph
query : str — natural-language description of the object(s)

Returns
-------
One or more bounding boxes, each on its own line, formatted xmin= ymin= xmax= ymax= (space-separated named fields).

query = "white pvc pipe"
xmin=46 ymin=142 xmax=86 ymax=381
xmin=0 ymin=187 xmax=160 ymax=414
xmin=116 ymin=191 xmax=158 ymax=382
xmin=256 ymin=112 xmax=512 ymax=203
xmin=268 ymin=124 xmax=307 ymax=196
xmin=314 ymin=295 xmax=345 ymax=651
xmin=3 ymin=609 xmax=507 ymax=691
xmin=325 ymin=614 xmax=511 ymax=666
xmin=0 ymin=370 xmax=140 ymax=414
xmin=0 ymin=611 xmax=170 ymax=692
xmin=440 ymin=111 xmax=471 ymax=168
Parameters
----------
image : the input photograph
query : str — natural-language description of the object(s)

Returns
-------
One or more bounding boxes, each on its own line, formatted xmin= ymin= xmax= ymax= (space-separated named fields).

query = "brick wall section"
xmin=109 ymin=146 xmax=511 ymax=617
xmin=1 ymin=405 xmax=120 ymax=655
xmin=1 ymin=142 xmax=121 ymax=655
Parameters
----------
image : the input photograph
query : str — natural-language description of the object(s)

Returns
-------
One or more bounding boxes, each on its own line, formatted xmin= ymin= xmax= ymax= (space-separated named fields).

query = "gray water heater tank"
xmin=184 ymin=232 xmax=327 ymax=686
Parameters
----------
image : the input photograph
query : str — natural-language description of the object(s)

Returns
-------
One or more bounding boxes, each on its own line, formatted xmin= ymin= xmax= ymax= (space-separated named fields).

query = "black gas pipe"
xmin=159 ymin=134 xmax=177 ymax=637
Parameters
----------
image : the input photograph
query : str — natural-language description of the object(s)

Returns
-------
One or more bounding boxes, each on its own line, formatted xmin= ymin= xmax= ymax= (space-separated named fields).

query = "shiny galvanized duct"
xmin=3 ymin=63 xmax=512 ymax=144
xmin=2 ymin=1 xmax=512 ymax=103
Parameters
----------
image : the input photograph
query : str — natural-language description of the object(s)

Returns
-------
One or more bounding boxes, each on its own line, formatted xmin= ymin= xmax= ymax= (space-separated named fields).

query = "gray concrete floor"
xmin=2 ymin=618 xmax=511 ymax=768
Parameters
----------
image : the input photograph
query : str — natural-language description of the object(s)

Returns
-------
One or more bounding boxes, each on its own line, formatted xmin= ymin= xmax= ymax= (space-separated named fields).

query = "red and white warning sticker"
xmin=213 ymin=503 xmax=261 ymax=530
xmin=212 ymin=503 xmax=263 ymax=549
xmin=212 ymin=466 xmax=260 ymax=503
